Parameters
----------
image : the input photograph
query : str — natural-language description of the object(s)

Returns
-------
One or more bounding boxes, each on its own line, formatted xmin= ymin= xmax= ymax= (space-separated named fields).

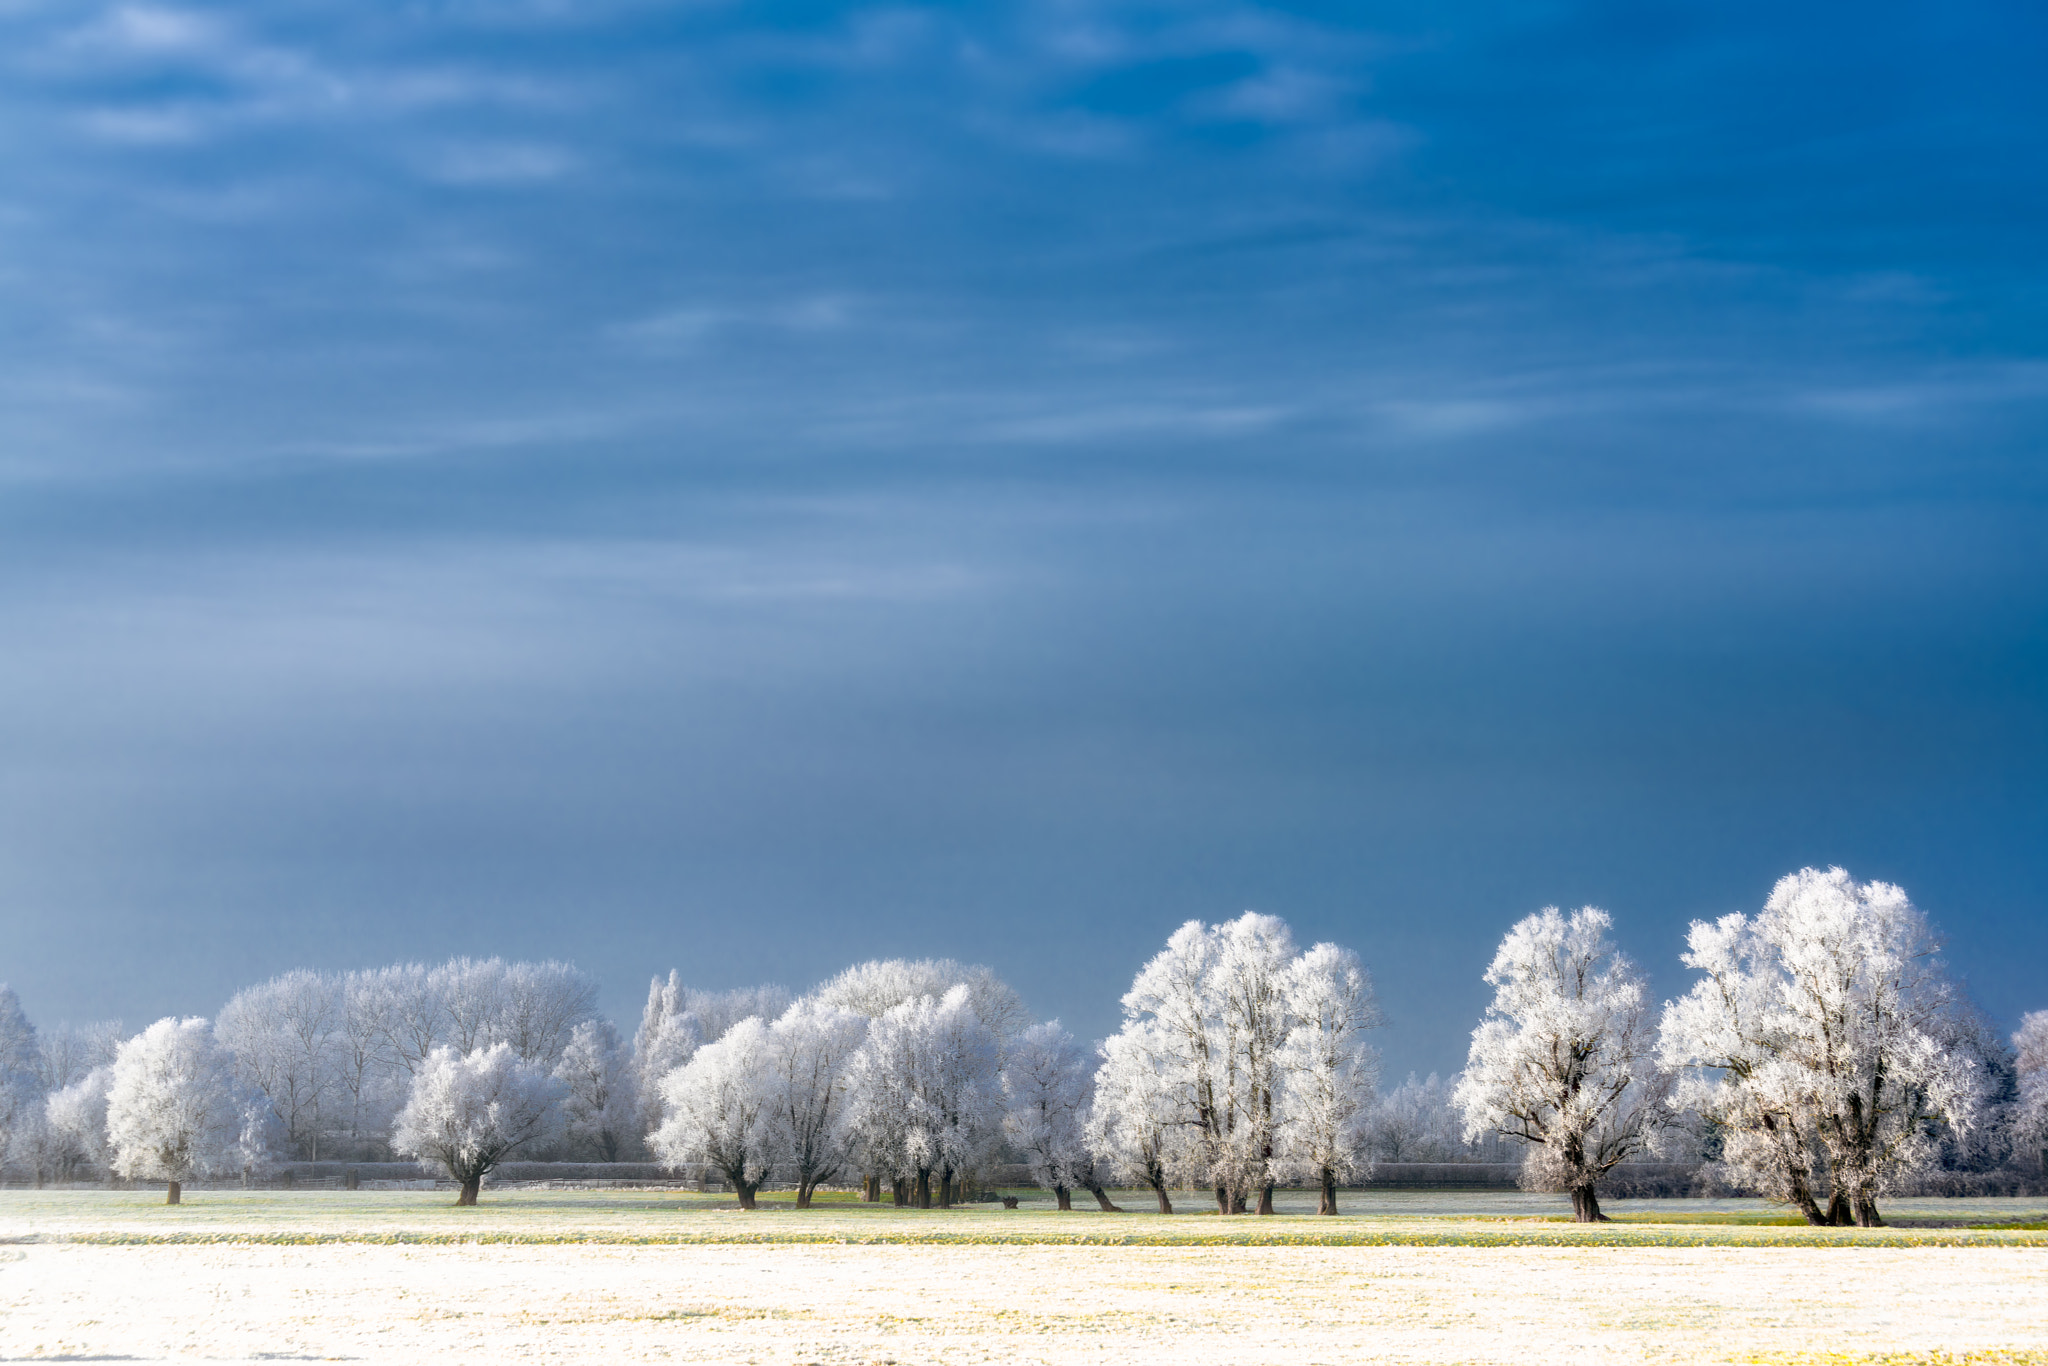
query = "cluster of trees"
xmin=1 ymin=865 xmax=2041 ymax=1222
xmin=1455 ymin=868 xmax=2048 ymax=1224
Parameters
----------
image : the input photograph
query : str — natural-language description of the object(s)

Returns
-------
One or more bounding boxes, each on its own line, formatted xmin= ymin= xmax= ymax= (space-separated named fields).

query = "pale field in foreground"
xmin=5 ymin=1239 xmax=2048 ymax=1364
xmin=5 ymin=1193 xmax=2047 ymax=1364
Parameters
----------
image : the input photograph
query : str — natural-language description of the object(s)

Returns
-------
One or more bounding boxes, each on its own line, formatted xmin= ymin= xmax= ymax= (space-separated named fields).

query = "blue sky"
xmin=2 ymin=0 xmax=2044 ymax=1078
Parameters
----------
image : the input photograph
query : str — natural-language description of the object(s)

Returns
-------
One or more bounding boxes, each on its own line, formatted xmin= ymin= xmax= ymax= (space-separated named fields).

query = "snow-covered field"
xmin=5 ymin=1192 xmax=2047 ymax=1363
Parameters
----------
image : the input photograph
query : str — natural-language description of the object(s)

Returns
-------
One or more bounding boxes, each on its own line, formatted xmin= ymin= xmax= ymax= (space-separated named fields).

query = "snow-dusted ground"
xmin=7 ymin=1240 xmax=2048 ymax=1363
xmin=4 ymin=1192 xmax=2046 ymax=1363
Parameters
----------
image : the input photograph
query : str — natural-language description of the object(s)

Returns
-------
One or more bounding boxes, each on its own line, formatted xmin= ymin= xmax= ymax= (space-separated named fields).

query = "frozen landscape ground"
xmin=4 ymin=1190 xmax=2046 ymax=1363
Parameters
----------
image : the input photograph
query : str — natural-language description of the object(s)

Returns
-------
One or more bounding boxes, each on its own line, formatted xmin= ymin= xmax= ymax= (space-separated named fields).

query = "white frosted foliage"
xmin=1455 ymin=906 xmax=1665 ymax=1222
xmin=650 ymin=1016 xmax=777 ymax=1208
xmin=1001 ymin=1021 xmax=1094 ymax=1209
xmin=106 ymin=1017 xmax=269 ymax=1201
xmin=1660 ymin=867 xmax=1988 ymax=1226
xmin=391 ymin=1043 xmax=565 ymax=1204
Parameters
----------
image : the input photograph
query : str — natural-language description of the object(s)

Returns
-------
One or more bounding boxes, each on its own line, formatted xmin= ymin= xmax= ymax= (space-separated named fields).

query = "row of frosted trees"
xmin=2 ymin=865 xmax=2042 ymax=1221
xmin=1454 ymin=867 xmax=2047 ymax=1224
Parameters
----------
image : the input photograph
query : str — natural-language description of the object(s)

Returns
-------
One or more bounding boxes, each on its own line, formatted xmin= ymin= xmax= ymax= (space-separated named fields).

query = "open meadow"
xmin=5 ymin=1189 xmax=2048 ymax=1364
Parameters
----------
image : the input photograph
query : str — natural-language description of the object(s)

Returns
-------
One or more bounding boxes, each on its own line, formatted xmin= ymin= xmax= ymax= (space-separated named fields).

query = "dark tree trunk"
xmin=1152 ymin=1182 xmax=1174 ymax=1215
xmin=863 ymin=1173 xmax=880 ymax=1202
xmin=915 ymin=1170 xmax=932 ymax=1209
xmin=1824 ymin=1191 xmax=1852 ymax=1226
xmin=939 ymin=1174 xmax=954 ymax=1208
xmin=797 ymin=1179 xmax=816 ymax=1210
xmin=1230 ymin=1189 xmax=1247 ymax=1215
xmin=1055 ymin=1185 xmax=1072 ymax=1211
xmin=1256 ymin=1183 xmax=1275 ymax=1216
xmin=457 ymin=1176 xmax=480 ymax=1206
xmin=1319 ymin=1167 xmax=1338 ymax=1216
xmin=892 ymin=1177 xmax=909 ymax=1207
xmin=1214 ymin=1184 xmax=1230 ymax=1214
xmin=166 ymin=1180 xmax=182 ymax=1206
xmin=1853 ymin=1194 xmax=1884 ymax=1228
xmin=1088 ymin=1184 xmax=1123 ymax=1212
xmin=735 ymin=1180 xmax=757 ymax=1211
xmin=1569 ymin=1185 xmax=1608 ymax=1222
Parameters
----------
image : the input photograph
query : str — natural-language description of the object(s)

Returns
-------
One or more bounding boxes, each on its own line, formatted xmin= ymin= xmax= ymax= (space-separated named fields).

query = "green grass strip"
xmin=33 ymin=1225 xmax=2048 ymax=1249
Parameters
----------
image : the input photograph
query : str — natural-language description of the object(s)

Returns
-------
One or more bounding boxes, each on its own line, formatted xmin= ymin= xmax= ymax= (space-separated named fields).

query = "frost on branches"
xmin=106 ymin=1017 xmax=273 ymax=1204
xmin=1002 ymin=1021 xmax=1097 ymax=1211
xmin=760 ymin=1000 xmax=867 ymax=1208
xmin=651 ymin=1017 xmax=779 ymax=1208
xmin=1086 ymin=1021 xmax=1182 ymax=1213
xmin=844 ymin=985 xmax=1003 ymax=1208
xmin=1278 ymin=944 xmax=1382 ymax=1213
xmin=2018 ymin=1011 xmax=2048 ymax=1177
xmin=391 ymin=1043 xmax=565 ymax=1205
xmin=0 ymin=986 xmax=45 ymax=1181
xmin=553 ymin=1018 xmax=639 ymax=1163
xmin=1661 ymin=868 xmax=1987 ymax=1226
xmin=1455 ymin=906 xmax=1665 ymax=1222
xmin=1102 ymin=913 xmax=1381 ymax=1214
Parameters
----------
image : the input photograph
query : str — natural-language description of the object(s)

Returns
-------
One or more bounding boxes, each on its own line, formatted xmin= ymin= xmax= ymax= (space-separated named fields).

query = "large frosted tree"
xmin=1660 ymin=868 xmax=1987 ymax=1226
xmin=1002 ymin=1021 xmax=1095 ymax=1210
xmin=1277 ymin=943 xmax=1382 ymax=1213
xmin=650 ymin=1016 xmax=777 ymax=1209
xmin=106 ymin=1018 xmax=270 ymax=1204
xmin=553 ymin=1018 xmax=638 ymax=1162
xmin=762 ymin=1000 xmax=867 ymax=1208
xmin=391 ymin=1043 xmax=564 ymax=1205
xmin=845 ymin=985 xmax=1002 ymax=1207
xmin=1086 ymin=1023 xmax=1182 ymax=1213
xmin=1455 ymin=906 xmax=1666 ymax=1222
xmin=632 ymin=972 xmax=702 ymax=1139
xmin=216 ymin=970 xmax=339 ymax=1161
xmin=1112 ymin=913 xmax=1314 ymax=1213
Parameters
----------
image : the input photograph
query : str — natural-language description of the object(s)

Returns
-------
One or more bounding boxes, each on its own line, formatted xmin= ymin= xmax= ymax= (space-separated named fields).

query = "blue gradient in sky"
xmin=1 ymin=0 xmax=2043 ymax=1077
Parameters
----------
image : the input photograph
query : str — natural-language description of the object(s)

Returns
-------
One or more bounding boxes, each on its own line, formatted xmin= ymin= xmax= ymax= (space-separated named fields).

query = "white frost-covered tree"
xmin=106 ymin=1017 xmax=270 ymax=1204
xmin=1660 ymin=868 xmax=1987 ymax=1226
xmin=216 ymin=970 xmax=339 ymax=1161
xmin=1112 ymin=913 xmax=1312 ymax=1213
xmin=0 ymin=986 xmax=45 ymax=1177
xmin=35 ymin=1019 xmax=125 ymax=1093
xmin=632 ymin=971 xmax=701 ymax=1138
xmin=1367 ymin=1072 xmax=1473 ymax=1162
xmin=391 ymin=1043 xmax=564 ymax=1205
xmin=686 ymin=984 xmax=796 ymax=1046
xmin=2016 ymin=1011 xmax=2048 ymax=1175
xmin=1002 ymin=1021 xmax=1095 ymax=1210
xmin=46 ymin=1065 xmax=116 ymax=1179
xmin=651 ymin=1016 xmax=776 ymax=1208
xmin=554 ymin=1018 xmax=639 ymax=1162
xmin=817 ymin=959 xmax=1031 ymax=1041
xmin=845 ymin=985 xmax=1002 ymax=1207
xmin=1277 ymin=944 xmax=1382 ymax=1213
xmin=1087 ymin=1022 xmax=1182 ymax=1213
xmin=1455 ymin=906 xmax=1665 ymax=1222
xmin=762 ymin=1000 xmax=867 ymax=1208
